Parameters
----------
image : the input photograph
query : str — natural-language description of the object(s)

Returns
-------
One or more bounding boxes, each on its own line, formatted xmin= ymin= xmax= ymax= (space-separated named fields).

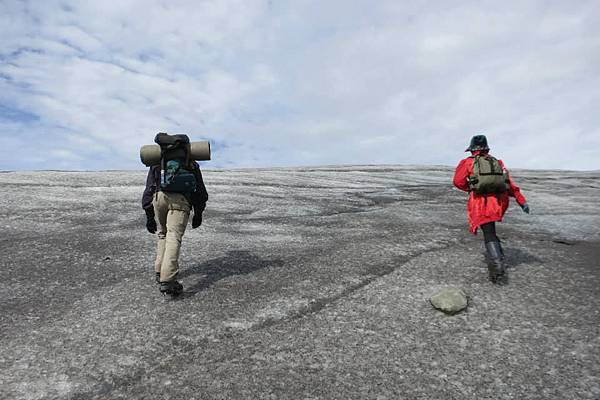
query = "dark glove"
xmin=145 ymin=208 xmax=157 ymax=233
xmin=521 ymin=203 xmax=530 ymax=214
xmin=192 ymin=207 xmax=203 ymax=229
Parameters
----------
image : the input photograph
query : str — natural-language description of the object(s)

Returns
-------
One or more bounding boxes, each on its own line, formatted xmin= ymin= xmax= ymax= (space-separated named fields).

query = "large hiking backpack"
xmin=468 ymin=155 xmax=508 ymax=194
xmin=154 ymin=133 xmax=197 ymax=194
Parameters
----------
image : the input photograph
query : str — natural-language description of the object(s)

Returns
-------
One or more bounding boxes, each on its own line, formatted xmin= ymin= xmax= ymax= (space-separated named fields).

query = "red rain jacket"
xmin=453 ymin=151 xmax=527 ymax=234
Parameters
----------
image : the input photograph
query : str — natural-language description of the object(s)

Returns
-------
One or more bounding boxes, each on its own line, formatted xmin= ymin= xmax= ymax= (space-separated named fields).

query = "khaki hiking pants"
xmin=153 ymin=191 xmax=191 ymax=282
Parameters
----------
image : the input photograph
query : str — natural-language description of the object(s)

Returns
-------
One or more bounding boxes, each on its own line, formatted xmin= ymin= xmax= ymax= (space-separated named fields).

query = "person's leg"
xmin=160 ymin=196 xmax=190 ymax=283
xmin=480 ymin=222 xmax=499 ymax=243
xmin=153 ymin=193 xmax=169 ymax=282
xmin=481 ymin=222 xmax=505 ymax=283
xmin=481 ymin=221 xmax=504 ymax=258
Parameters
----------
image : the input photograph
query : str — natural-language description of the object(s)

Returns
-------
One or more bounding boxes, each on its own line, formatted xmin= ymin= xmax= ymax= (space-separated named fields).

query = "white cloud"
xmin=0 ymin=0 xmax=598 ymax=170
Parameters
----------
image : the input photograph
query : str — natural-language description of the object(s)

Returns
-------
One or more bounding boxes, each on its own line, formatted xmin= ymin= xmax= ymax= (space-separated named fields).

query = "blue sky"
xmin=1 ymin=0 xmax=599 ymax=170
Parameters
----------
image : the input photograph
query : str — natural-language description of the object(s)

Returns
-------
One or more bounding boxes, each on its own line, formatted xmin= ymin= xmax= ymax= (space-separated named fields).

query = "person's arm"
xmin=191 ymin=163 xmax=208 ymax=228
xmin=506 ymin=173 xmax=526 ymax=205
xmin=452 ymin=158 xmax=471 ymax=192
xmin=142 ymin=167 xmax=159 ymax=233
xmin=142 ymin=167 xmax=159 ymax=210
xmin=499 ymin=160 xmax=529 ymax=212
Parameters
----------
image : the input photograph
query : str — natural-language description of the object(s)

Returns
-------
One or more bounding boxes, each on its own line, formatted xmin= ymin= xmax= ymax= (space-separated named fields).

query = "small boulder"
xmin=430 ymin=287 xmax=468 ymax=315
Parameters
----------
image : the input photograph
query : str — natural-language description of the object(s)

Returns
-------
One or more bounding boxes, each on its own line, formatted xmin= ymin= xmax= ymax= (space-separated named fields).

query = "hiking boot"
xmin=155 ymin=272 xmax=161 ymax=284
xmin=159 ymin=280 xmax=183 ymax=296
xmin=485 ymin=241 xmax=506 ymax=284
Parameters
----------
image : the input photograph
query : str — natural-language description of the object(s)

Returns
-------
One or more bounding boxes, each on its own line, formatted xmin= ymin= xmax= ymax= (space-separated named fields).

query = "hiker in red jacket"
xmin=453 ymin=135 xmax=529 ymax=283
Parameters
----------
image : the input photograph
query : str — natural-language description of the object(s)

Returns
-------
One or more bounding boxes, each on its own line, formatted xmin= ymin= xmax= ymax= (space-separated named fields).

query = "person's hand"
xmin=145 ymin=208 xmax=157 ymax=233
xmin=521 ymin=203 xmax=530 ymax=214
xmin=192 ymin=212 xmax=203 ymax=229
xmin=146 ymin=217 xmax=157 ymax=233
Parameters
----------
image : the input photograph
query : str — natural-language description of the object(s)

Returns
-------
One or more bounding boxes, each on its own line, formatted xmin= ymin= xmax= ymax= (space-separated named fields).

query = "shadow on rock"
xmin=505 ymin=247 xmax=543 ymax=268
xmin=179 ymin=250 xmax=284 ymax=296
xmin=476 ymin=247 xmax=542 ymax=269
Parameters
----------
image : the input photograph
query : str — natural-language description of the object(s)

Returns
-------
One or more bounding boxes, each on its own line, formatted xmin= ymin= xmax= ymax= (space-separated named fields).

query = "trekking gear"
xmin=465 ymin=134 xmax=489 ymax=152
xmin=485 ymin=241 xmax=506 ymax=284
xmin=159 ymin=280 xmax=183 ymax=296
xmin=145 ymin=133 xmax=198 ymax=194
xmin=498 ymin=241 xmax=505 ymax=261
xmin=140 ymin=138 xmax=210 ymax=167
xmin=468 ymin=155 xmax=509 ymax=194
xmin=145 ymin=208 xmax=157 ymax=234
xmin=521 ymin=203 xmax=530 ymax=214
xmin=160 ymin=159 xmax=197 ymax=193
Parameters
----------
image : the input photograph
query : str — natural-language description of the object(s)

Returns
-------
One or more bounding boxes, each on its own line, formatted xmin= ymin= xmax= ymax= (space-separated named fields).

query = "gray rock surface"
xmin=0 ymin=165 xmax=599 ymax=399
xmin=430 ymin=287 xmax=468 ymax=314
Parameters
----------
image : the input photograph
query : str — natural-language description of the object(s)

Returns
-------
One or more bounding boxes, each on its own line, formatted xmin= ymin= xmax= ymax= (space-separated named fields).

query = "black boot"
xmin=159 ymin=280 xmax=183 ymax=296
xmin=485 ymin=241 xmax=506 ymax=284
xmin=498 ymin=241 xmax=505 ymax=261
xmin=155 ymin=272 xmax=161 ymax=284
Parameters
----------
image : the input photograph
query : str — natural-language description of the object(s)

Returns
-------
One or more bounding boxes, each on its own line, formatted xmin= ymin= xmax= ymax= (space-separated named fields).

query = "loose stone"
xmin=430 ymin=287 xmax=468 ymax=315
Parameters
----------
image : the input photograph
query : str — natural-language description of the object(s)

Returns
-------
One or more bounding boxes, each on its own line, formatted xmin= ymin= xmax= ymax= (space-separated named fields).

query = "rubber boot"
xmin=485 ymin=241 xmax=506 ymax=284
xmin=498 ymin=241 xmax=505 ymax=261
xmin=159 ymin=280 xmax=183 ymax=296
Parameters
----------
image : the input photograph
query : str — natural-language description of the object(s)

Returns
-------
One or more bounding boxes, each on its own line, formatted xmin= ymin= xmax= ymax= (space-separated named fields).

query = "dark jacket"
xmin=142 ymin=162 xmax=208 ymax=213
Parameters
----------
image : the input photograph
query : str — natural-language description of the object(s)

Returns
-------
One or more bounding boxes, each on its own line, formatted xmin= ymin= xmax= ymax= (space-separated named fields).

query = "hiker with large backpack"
xmin=142 ymin=133 xmax=208 ymax=296
xmin=453 ymin=135 xmax=529 ymax=284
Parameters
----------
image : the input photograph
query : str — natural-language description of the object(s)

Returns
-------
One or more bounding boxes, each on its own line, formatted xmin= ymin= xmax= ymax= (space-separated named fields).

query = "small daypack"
xmin=154 ymin=133 xmax=197 ymax=194
xmin=468 ymin=155 xmax=508 ymax=194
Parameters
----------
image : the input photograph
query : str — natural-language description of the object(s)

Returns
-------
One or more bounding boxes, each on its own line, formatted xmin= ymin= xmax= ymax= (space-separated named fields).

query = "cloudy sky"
xmin=1 ymin=0 xmax=598 ymax=171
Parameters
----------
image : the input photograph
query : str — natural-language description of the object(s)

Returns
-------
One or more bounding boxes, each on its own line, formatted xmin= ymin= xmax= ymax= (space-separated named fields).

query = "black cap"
xmin=465 ymin=135 xmax=489 ymax=152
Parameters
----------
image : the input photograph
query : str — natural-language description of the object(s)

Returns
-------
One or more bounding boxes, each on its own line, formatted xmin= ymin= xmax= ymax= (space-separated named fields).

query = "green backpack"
xmin=160 ymin=159 xmax=197 ymax=193
xmin=468 ymin=155 xmax=508 ymax=194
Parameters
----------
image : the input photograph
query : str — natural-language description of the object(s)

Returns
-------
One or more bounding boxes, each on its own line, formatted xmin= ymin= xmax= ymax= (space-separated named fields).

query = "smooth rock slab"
xmin=2 ymin=168 xmax=600 ymax=399
xmin=430 ymin=287 xmax=468 ymax=314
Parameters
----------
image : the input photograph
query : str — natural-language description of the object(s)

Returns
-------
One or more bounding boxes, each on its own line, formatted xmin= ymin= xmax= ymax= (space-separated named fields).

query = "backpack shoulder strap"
xmin=185 ymin=143 xmax=192 ymax=169
xmin=471 ymin=155 xmax=480 ymax=175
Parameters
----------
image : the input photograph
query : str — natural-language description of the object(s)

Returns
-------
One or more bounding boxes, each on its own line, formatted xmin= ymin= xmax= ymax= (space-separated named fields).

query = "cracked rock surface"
xmin=1 ymin=165 xmax=599 ymax=399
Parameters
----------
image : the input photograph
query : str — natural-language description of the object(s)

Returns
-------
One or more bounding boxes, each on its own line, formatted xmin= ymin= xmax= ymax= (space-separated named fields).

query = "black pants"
xmin=480 ymin=222 xmax=499 ymax=243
